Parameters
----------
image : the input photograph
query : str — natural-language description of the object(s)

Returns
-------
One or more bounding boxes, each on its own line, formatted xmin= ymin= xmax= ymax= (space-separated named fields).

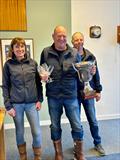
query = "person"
xmin=40 ymin=26 xmax=86 ymax=160
xmin=71 ymin=32 xmax=105 ymax=156
xmin=2 ymin=37 xmax=43 ymax=160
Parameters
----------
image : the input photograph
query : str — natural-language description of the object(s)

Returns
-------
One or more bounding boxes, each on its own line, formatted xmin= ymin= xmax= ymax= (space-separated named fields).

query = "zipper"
xmin=21 ymin=63 xmax=26 ymax=101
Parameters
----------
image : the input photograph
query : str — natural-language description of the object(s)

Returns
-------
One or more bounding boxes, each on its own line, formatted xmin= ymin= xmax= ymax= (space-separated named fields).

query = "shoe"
xmin=94 ymin=144 xmax=106 ymax=156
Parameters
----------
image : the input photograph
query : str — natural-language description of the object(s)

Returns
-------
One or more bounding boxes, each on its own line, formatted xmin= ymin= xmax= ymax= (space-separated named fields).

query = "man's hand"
xmin=91 ymin=65 xmax=96 ymax=75
xmin=95 ymin=92 xmax=101 ymax=102
xmin=40 ymin=72 xmax=49 ymax=82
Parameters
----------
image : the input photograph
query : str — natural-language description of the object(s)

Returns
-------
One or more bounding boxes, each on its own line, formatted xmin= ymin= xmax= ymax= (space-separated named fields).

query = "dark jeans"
xmin=47 ymin=97 xmax=83 ymax=141
xmin=79 ymin=98 xmax=101 ymax=145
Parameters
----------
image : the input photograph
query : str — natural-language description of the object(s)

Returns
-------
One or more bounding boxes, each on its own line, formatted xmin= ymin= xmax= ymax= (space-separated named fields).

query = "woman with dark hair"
xmin=2 ymin=37 xmax=43 ymax=160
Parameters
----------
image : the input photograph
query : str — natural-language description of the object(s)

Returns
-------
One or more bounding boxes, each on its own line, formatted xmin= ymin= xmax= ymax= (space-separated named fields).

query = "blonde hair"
xmin=8 ymin=37 xmax=26 ymax=58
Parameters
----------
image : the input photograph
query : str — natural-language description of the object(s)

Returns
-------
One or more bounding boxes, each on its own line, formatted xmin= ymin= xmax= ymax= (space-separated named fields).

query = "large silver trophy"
xmin=38 ymin=63 xmax=54 ymax=83
xmin=73 ymin=61 xmax=96 ymax=99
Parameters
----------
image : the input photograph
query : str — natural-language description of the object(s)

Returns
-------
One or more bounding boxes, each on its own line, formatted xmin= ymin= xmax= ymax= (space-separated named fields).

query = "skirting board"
xmin=4 ymin=113 xmax=120 ymax=130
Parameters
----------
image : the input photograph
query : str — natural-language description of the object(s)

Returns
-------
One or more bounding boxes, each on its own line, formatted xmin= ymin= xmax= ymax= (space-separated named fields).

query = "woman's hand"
xmin=91 ymin=65 xmax=96 ymax=75
xmin=7 ymin=108 xmax=16 ymax=117
xmin=35 ymin=101 xmax=42 ymax=111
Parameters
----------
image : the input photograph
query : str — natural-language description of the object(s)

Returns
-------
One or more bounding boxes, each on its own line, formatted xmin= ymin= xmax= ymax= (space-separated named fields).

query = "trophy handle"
xmin=48 ymin=66 xmax=54 ymax=74
xmin=72 ymin=63 xmax=83 ymax=82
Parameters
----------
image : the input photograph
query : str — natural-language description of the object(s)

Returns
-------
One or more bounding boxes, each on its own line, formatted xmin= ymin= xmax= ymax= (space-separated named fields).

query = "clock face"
xmin=90 ymin=26 xmax=101 ymax=38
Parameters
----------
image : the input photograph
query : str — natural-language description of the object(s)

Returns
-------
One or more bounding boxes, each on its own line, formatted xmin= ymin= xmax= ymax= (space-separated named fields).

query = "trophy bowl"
xmin=73 ymin=61 xmax=97 ymax=99
xmin=73 ymin=61 xmax=94 ymax=82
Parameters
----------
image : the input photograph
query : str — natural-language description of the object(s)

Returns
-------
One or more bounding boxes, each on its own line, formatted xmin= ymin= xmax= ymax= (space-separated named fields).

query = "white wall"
xmin=71 ymin=0 xmax=120 ymax=120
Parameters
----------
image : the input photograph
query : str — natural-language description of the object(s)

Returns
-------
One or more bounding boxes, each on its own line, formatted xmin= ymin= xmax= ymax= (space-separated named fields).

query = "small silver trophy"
xmin=73 ymin=61 xmax=96 ymax=99
xmin=38 ymin=63 xmax=54 ymax=83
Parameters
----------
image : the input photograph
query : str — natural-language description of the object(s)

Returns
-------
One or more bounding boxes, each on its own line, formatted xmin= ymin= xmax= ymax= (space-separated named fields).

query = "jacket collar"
xmin=49 ymin=43 xmax=75 ymax=58
xmin=11 ymin=53 xmax=30 ymax=63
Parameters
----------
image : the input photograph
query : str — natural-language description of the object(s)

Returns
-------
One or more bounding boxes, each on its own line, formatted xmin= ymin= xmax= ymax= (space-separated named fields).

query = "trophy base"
xmin=84 ymin=90 xmax=96 ymax=100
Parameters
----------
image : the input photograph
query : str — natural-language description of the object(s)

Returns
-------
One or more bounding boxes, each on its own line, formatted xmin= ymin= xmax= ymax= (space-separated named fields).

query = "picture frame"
xmin=117 ymin=25 xmax=120 ymax=44
xmin=0 ymin=38 xmax=34 ymax=66
xmin=0 ymin=49 xmax=2 ymax=86
xmin=0 ymin=38 xmax=34 ymax=86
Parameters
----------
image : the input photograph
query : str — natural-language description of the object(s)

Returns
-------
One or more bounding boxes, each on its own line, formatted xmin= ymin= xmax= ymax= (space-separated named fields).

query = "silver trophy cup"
xmin=73 ymin=61 xmax=96 ymax=99
xmin=38 ymin=63 xmax=54 ymax=83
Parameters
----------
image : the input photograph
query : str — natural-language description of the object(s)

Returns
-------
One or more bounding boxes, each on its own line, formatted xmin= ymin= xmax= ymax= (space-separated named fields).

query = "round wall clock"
xmin=90 ymin=26 xmax=101 ymax=38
